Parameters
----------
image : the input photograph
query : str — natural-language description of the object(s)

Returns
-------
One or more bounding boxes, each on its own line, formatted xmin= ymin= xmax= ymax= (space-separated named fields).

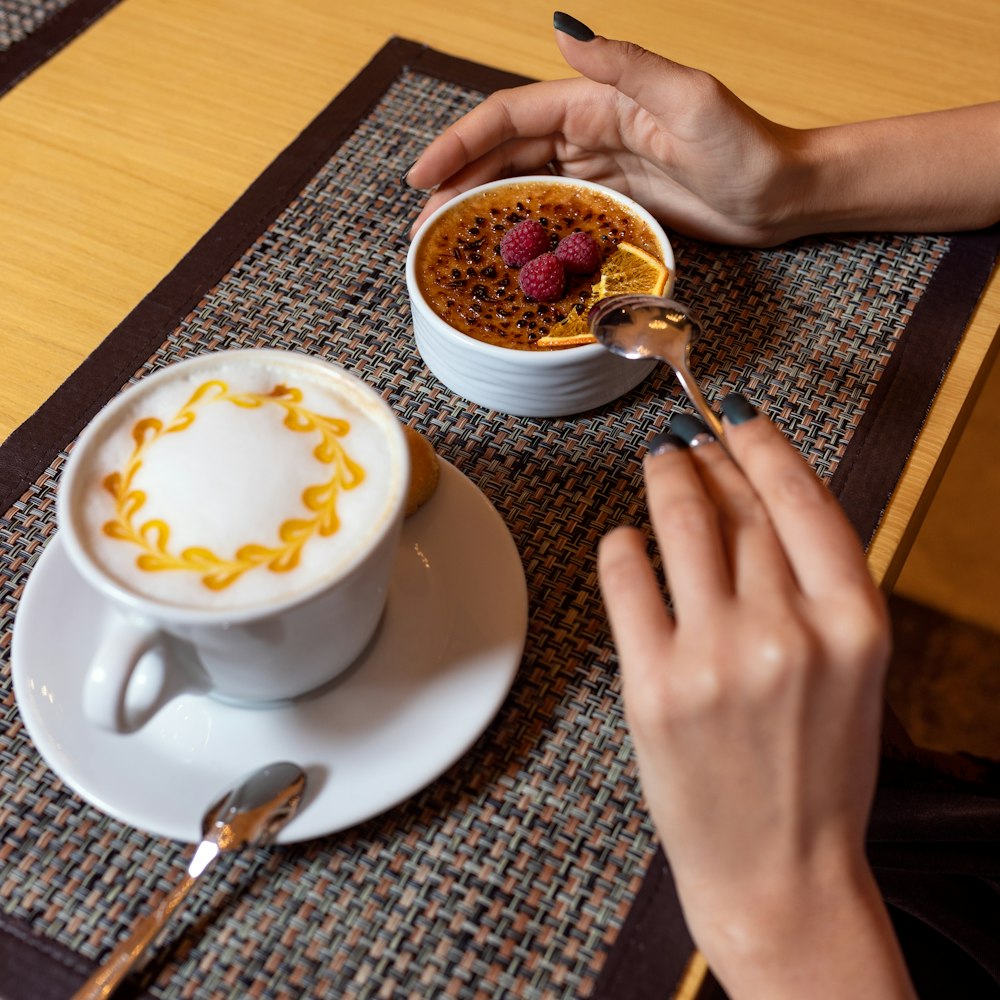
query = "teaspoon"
xmin=589 ymin=294 xmax=725 ymax=441
xmin=73 ymin=761 xmax=307 ymax=1000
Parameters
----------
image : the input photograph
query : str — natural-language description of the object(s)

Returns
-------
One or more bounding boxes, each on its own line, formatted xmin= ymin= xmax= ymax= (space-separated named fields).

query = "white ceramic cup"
xmin=57 ymin=349 xmax=409 ymax=732
xmin=407 ymin=176 xmax=675 ymax=417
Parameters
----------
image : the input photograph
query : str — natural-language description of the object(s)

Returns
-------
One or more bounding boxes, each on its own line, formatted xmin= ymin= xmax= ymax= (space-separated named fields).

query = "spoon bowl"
xmin=589 ymin=295 xmax=724 ymax=440
xmin=74 ymin=761 xmax=307 ymax=998
xmin=203 ymin=760 xmax=307 ymax=854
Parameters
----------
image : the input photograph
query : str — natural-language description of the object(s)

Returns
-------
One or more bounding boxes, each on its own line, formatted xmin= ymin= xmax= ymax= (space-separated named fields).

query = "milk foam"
xmin=73 ymin=356 xmax=402 ymax=611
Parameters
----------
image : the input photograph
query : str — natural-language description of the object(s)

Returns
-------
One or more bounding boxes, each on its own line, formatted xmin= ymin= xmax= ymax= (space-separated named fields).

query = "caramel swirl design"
xmin=101 ymin=380 xmax=366 ymax=591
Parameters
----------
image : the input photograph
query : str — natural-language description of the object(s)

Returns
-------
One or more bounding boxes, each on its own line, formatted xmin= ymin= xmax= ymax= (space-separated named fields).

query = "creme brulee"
xmin=414 ymin=180 xmax=664 ymax=350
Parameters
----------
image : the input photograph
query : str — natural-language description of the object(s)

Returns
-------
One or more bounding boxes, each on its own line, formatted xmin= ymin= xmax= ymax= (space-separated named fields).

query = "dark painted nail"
xmin=400 ymin=159 xmax=418 ymax=185
xmin=553 ymin=11 xmax=595 ymax=41
xmin=721 ymin=393 xmax=758 ymax=425
xmin=669 ymin=414 xmax=715 ymax=448
xmin=648 ymin=431 xmax=687 ymax=457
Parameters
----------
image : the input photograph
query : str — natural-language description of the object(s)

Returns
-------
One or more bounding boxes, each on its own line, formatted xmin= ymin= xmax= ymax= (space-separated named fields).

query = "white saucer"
xmin=11 ymin=460 xmax=527 ymax=844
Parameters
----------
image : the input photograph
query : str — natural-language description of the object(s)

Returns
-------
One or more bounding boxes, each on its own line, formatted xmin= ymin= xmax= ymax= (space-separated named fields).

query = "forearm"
xmin=780 ymin=102 xmax=1000 ymax=239
xmin=694 ymin=857 xmax=917 ymax=1000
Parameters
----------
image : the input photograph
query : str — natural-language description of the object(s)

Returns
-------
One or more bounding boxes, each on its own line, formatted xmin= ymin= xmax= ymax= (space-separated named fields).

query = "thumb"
xmin=553 ymin=15 xmax=705 ymax=117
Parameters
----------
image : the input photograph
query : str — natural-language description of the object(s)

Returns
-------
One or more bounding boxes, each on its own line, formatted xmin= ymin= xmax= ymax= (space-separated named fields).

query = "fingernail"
xmin=669 ymin=414 xmax=715 ymax=448
xmin=400 ymin=159 xmax=418 ymax=185
xmin=553 ymin=11 xmax=595 ymax=41
xmin=721 ymin=393 xmax=758 ymax=425
xmin=648 ymin=431 xmax=687 ymax=457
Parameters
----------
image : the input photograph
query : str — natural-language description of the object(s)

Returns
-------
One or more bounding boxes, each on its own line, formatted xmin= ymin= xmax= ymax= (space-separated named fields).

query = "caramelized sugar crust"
xmin=415 ymin=182 xmax=662 ymax=350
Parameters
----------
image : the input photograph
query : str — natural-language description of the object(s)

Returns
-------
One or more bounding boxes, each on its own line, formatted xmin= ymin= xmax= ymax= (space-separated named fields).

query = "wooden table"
xmin=0 ymin=3 xmax=997 ymax=996
xmin=2 ymin=0 xmax=998 ymax=586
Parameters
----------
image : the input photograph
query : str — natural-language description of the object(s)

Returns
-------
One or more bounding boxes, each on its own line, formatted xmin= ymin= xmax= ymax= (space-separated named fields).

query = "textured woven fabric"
xmin=0 ymin=52 xmax=986 ymax=998
xmin=0 ymin=0 xmax=73 ymax=50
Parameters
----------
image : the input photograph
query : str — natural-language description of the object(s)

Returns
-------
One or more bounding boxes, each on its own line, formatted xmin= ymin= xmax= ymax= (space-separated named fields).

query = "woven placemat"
xmin=0 ymin=0 xmax=121 ymax=95
xmin=1 ymin=37 xmax=999 ymax=1000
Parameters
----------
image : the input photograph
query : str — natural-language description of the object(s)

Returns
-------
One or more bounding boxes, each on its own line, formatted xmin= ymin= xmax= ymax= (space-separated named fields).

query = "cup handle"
xmin=83 ymin=612 xmax=165 ymax=732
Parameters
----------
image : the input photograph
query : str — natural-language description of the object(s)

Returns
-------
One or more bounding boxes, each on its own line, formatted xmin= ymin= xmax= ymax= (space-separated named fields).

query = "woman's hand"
xmin=598 ymin=400 xmax=916 ymax=999
xmin=407 ymin=13 xmax=1000 ymax=245
xmin=407 ymin=19 xmax=808 ymax=246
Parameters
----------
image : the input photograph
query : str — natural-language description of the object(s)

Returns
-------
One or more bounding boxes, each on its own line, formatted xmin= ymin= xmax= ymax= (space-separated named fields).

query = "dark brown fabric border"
xmin=830 ymin=223 xmax=1000 ymax=546
xmin=3 ymin=34 xmax=1000 ymax=1000
xmin=0 ymin=909 xmax=155 ymax=1000
xmin=0 ymin=0 xmax=123 ymax=97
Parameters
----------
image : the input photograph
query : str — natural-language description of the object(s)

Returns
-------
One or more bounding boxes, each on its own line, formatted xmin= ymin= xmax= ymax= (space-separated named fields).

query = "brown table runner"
xmin=1 ymin=38 xmax=999 ymax=1000
xmin=0 ymin=0 xmax=122 ymax=96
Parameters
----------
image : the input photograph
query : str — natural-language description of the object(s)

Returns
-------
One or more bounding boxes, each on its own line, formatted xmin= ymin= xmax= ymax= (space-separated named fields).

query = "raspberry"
xmin=499 ymin=219 xmax=550 ymax=267
xmin=554 ymin=231 xmax=601 ymax=274
xmin=519 ymin=253 xmax=565 ymax=302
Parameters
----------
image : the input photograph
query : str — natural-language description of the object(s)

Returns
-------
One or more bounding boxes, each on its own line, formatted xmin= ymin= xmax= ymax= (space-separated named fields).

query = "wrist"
xmin=783 ymin=121 xmax=893 ymax=237
xmin=758 ymin=123 xmax=864 ymax=241
xmin=776 ymin=105 xmax=1000 ymax=238
xmin=686 ymin=852 xmax=916 ymax=1000
xmin=738 ymin=122 xmax=834 ymax=246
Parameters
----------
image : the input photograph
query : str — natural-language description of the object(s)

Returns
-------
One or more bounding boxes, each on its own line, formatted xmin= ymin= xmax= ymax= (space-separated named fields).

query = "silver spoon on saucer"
xmin=74 ymin=761 xmax=307 ymax=1000
xmin=589 ymin=294 xmax=725 ymax=441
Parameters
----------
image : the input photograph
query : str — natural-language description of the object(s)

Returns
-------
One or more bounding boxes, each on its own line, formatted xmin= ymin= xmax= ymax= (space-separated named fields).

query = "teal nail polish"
xmin=400 ymin=159 xmax=418 ymax=185
xmin=553 ymin=11 xmax=595 ymax=41
xmin=648 ymin=431 xmax=687 ymax=457
xmin=721 ymin=394 xmax=758 ymax=425
xmin=669 ymin=414 xmax=715 ymax=447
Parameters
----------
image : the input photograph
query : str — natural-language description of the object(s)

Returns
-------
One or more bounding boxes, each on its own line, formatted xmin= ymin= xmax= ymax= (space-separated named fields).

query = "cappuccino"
xmin=65 ymin=352 xmax=406 ymax=613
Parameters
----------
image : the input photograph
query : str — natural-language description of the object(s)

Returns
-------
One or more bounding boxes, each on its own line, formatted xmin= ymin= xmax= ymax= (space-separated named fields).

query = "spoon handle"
xmin=72 ymin=871 xmax=199 ymax=999
xmin=671 ymin=361 xmax=726 ymax=441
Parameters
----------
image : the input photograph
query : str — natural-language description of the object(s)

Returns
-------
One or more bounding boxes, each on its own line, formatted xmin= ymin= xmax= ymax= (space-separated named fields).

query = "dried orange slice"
xmin=536 ymin=242 xmax=669 ymax=349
